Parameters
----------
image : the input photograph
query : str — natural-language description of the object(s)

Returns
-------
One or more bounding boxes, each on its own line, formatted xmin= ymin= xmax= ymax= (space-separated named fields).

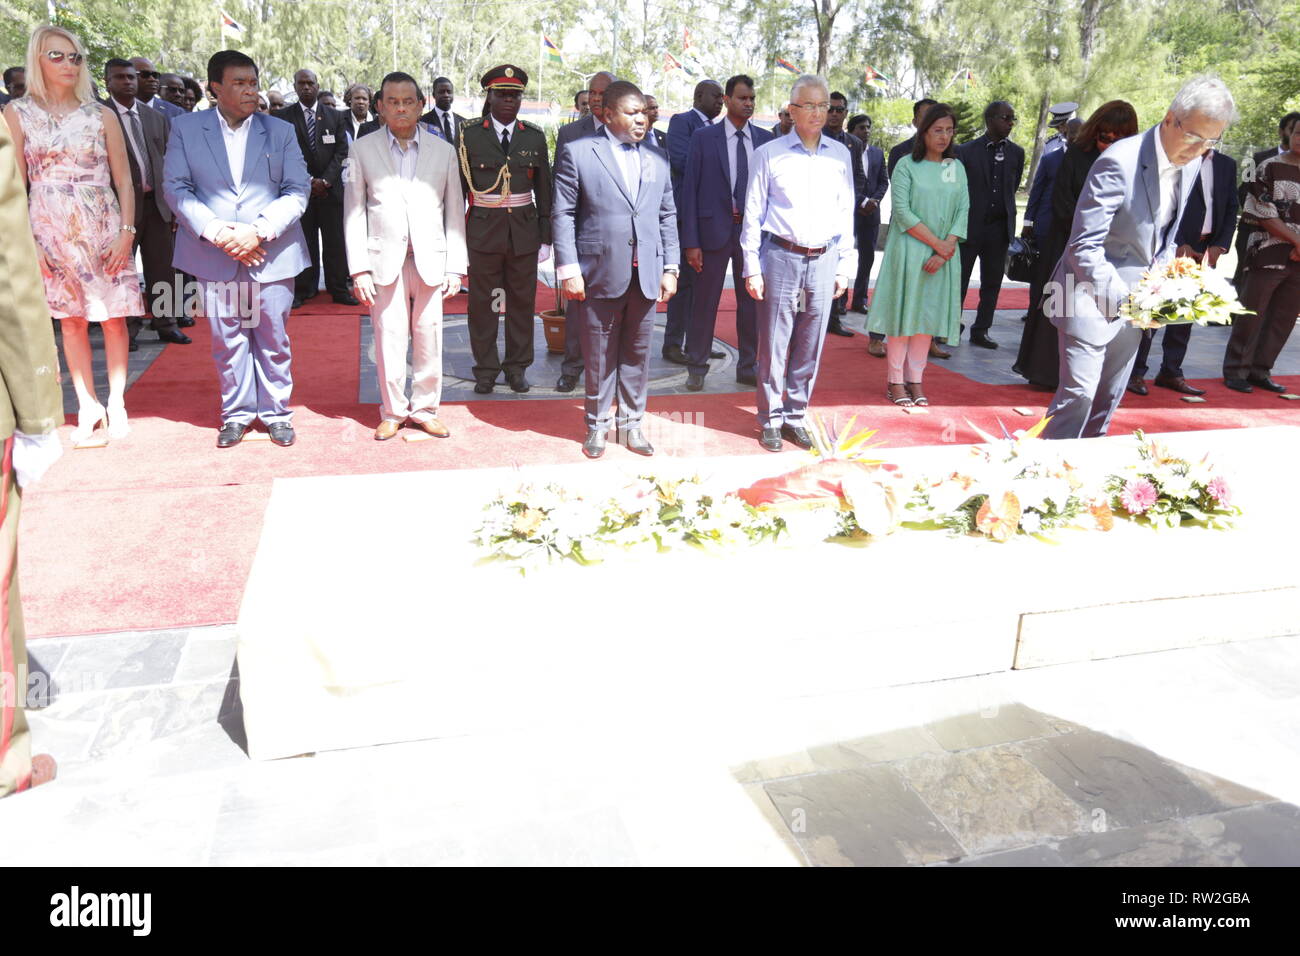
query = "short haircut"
xmin=379 ymin=71 xmax=423 ymax=101
xmin=320 ymin=89 xmax=336 ymax=98
xmin=789 ymin=73 xmax=828 ymax=105
xmin=104 ymin=57 xmax=132 ymax=77
xmin=208 ymin=49 xmax=258 ymax=85
xmin=603 ymin=80 xmax=643 ymax=112
xmin=573 ymin=89 xmax=585 ymax=108
xmin=911 ymin=103 xmax=957 ymax=162
xmin=432 ymin=76 xmax=452 ymax=90
xmin=983 ymin=99 xmax=1013 ymax=122
xmin=847 ymin=113 xmax=867 ymax=131
xmin=1169 ymin=74 xmax=1236 ymax=124
xmin=912 ymin=97 xmax=938 ymax=118
xmin=725 ymin=74 xmax=754 ymax=97
xmin=1280 ymin=111 xmax=1300 ymax=132
xmin=830 ymin=90 xmax=847 ymax=103
xmin=2 ymin=67 xmax=22 ymax=87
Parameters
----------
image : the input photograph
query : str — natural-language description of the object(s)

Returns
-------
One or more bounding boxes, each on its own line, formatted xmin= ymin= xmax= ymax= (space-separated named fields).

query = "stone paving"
xmin=9 ymin=628 xmax=1300 ymax=865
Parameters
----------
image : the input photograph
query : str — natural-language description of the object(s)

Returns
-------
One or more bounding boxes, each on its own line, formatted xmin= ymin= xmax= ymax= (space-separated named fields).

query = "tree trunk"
xmin=811 ymin=0 xmax=844 ymax=75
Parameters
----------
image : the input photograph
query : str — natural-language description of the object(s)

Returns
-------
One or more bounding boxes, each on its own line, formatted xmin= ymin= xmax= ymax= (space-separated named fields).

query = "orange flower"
xmin=1089 ymin=500 xmax=1114 ymax=532
xmin=976 ymin=492 xmax=1021 ymax=542
xmin=512 ymin=507 xmax=546 ymax=538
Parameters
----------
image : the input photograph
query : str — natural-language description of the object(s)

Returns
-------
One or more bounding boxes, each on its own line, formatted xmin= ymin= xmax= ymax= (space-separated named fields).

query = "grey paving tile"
xmin=807 ymin=726 xmax=946 ymax=771
xmin=897 ymin=745 xmax=1091 ymax=856
xmin=1017 ymin=731 xmax=1226 ymax=828
xmin=173 ymin=628 xmax=239 ymax=684
xmin=732 ymin=749 xmax=818 ymax=784
xmin=86 ymin=681 xmax=237 ymax=762
xmin=1056 ymin=818 xmax=1243 ymax=867
xmin=1184 ymin=802 xmax=1300 ymax=866
xmin=923 ymin=702 xmax=1062 ymax=751
xmin=743 ymin=783 xmax=808 ymax=865
xmin=1172 ymin=763 xmax=1275 ymax=810
xmin=57 ymin=630 xmax=186 ymax=693
xmin=944 ymin=844 xmax=1067 ymax=867
xmin=763 ymin=766 xmax=966 ymax=866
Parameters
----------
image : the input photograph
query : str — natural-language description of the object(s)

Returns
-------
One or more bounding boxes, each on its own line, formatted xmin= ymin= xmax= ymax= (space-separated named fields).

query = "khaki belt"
xmin=470 ymin=191 xmax=534 ymax=208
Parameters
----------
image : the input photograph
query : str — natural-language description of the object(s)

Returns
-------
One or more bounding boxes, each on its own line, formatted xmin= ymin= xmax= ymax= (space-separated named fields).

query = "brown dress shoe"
xmin=414 ymin=417 xmax=450 ymax=438
xmin=867 ymin=339 xmax=887 ymax=358
xmin=374 ymin=419 xmax=403 ymax=441
xmin=929 ymin=341 xmax=952 ymax=360
xmin=1153 ymin=373 xmax=1206 ymax=396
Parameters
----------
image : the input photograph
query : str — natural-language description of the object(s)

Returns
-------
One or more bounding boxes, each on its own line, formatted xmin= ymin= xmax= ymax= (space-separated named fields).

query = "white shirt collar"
xmin=300 ymin=100 xmax=317 ymax=119
xmin=693 ymin=107 xmax=711 ymax=125
xmin=216 ymin=108 xmax=252 ymax=136
xmin=726 ymin=117 xmax=750 ymax=138
xmin=490 ymin=114 xmax=515 ymax=138
xmin=112 ymin=98 xmax=138 ymax=116
xmin=1153 ymin=125 xmax=1175 ymax=178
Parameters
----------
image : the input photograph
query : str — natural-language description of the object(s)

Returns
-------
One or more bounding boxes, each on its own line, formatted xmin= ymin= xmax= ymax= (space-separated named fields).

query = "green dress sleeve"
xmin=948 ymin=159 xmax=970 ymax=242
xmin=890 ymin=158 xmax=921 ymax=232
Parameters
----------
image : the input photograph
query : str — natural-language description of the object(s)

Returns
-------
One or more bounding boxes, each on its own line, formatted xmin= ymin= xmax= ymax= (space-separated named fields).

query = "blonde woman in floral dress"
xmin=3 ymin=25 xmax=141 ymax=445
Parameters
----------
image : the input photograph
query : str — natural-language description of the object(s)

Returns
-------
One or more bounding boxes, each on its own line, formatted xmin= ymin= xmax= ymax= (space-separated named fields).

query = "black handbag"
xmin=1005 ymin=235 xmax=1038 ymax=283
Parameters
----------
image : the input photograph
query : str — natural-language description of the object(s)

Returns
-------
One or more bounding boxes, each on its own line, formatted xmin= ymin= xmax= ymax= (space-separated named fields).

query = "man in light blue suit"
xmin=1042 ymin=77 xmax=1234 ymax=440
xmin=164 ymin=50 xmax=311 ymax=448
xmin=679 ymin=74 xmax=772 ymax=388
xmin=553 ymin=80 xmax=680 ymax=460
xmin=662 ymin=78 xmax=723 ymax=365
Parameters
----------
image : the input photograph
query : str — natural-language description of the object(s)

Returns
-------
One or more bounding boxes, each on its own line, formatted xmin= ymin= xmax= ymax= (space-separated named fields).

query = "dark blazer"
xmin=1175 ymin=150 xmax=1238 ymax=253
xmin=887 ymin=136 xmax=915 ymax=177
xmin=419 ymin=107 xmax=467 ymax=148
xmin=651 ymin=128 xmax=667 ymax=151
xmin=860 ymin=142 xmax=888 ymax=213
xmin=1025 ymin=146 xmax=1066 ymax=240
xmin=272 ymin=100 xmax=349 ymax=200
xmin=107 ymin=98 xmax=173 ymax=222
xmin=956 ymin=133 xmax=1025 ymax=244
xmin=825 ymin=127 xmax=867 ymax=207
xmin=555 ymin=113 xmax=599 ymax=159
xmin=679 ymin=120 xmax=774 ymax=251
xmin=666 ymin=108 xmax=710 ymax=197
xmin=355 ymin=119 xmax=382 ymax=139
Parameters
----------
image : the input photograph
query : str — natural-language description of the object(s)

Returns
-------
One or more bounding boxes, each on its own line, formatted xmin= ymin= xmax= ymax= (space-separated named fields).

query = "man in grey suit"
xmin=553 ymin=70 xmax=615 ymax=393
xmin=1042 ymin=76 xmax=1234 ymax=440
xmin=553 ymin=80 xmax=679 ymax=459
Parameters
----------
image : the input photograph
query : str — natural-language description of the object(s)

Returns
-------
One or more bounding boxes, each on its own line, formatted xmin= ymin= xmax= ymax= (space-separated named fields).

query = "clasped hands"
xmin=351 ymin=272 xmax=462 ymax=306
xmin=213 ymin=222 xmax=265 ymax=267
xmin=563 ymin=273 xmax=677 ymax=303
xmin=924 ymin=235 xmax=957 ymax=275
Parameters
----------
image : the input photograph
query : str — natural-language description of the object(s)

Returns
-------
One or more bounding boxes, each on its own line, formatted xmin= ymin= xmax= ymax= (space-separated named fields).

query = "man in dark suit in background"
xmin=887 ymin=98 xmax=938 ymax=176
xmin=956 ymin=100 xmax=1025 ymax=349
xmin=1232 ymin=111 xmax=1299 ymax=288
xmin=553 ymin=70 xmax=615 ymax=392
xmin=822 ymin=91 xmax=866 ymax=334
xmin=104 ymin=58 xmax=192 ymax=349
xmin=131 ymin=57 xmax=185 ymax=119
xmin=1130 ymin=147 xmax=1238 ymax=397
xmin=662 ymin=78 xmax=724 ymax=365
xmin=847 ymin=114 xmax=889 ymax=353
xmin=0 ymin=67 xmax=24 ymax=107
xmin=273 ymin=68 xmax=355 ymax=306
xmin=644 ymin=94 xmax=668 ymax=151
xmin=679 ymin=74 xmax=771 ymax=389
xmin=419 ymin=76 xmax=466 ymax=150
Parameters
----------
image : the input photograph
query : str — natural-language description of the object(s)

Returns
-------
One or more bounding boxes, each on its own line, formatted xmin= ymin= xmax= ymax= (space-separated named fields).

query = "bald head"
xmin=294 ymin=68 xmax=319 ymax=108
xmin=131 ymin=56 xmax=159 ymax=100
xmin=693 ymin=79 xmax=724 ymax=119
xmin=588 ymin=70 xmax=615 ymax=121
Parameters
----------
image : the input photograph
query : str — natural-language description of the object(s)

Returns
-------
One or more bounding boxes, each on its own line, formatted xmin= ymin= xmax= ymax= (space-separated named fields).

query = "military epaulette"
xmin=516 ymin=119 xmax=543 ymax=134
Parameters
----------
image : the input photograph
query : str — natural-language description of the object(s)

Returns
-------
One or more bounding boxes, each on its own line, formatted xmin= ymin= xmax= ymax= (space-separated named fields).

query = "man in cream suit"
xmin=1042 ymin=76 xmax=1234 ymax=439
xmin=344 ymin=71 xmax=467 ymax=441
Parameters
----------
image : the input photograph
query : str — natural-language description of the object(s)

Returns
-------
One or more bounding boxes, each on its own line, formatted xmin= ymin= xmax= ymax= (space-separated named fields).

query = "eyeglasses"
xmin=43 ymin=50 xmax=84 ymax=66
xmin=827 ymin=105 xmax=846 ymax=113
xmin=792 ymin=102 xmax=830 ymax=114
xmin=1174 ymin=117 xmax=1222 ymax=150
xmin=135 ymin=69 xmax=160 ymax=79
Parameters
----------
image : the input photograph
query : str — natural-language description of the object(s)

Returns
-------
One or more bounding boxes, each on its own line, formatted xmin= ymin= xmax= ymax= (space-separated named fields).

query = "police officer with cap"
xmin=1043 ymin=101 xmax=1079 ymax=157
xmin=460 ymin=64 xmax=553 ymax=393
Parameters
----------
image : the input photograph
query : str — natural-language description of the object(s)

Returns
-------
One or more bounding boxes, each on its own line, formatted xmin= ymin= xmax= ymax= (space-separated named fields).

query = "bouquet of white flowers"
xmin=1119 ymin=256 xmax=1249 ymax=330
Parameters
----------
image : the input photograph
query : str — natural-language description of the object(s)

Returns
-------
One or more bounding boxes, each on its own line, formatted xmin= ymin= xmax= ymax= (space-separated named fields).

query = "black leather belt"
xmin=769 ymin=234 xmax=828 ymax=258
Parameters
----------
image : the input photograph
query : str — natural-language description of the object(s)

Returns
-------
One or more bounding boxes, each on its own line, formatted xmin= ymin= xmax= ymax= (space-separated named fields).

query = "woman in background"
xmin=3 ymin=25 xmax=142 ymax=446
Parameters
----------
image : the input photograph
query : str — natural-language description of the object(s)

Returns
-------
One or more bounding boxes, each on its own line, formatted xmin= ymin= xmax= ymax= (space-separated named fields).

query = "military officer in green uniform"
xmin=459 ymin=64 xmax=553 ymax=393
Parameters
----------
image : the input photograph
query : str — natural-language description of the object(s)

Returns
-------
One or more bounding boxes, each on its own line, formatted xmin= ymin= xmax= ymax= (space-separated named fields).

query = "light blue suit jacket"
xmin=1046 ymin=125 xmax=1201 ymax=346
xmin=163 ymin=109 xmax=311 ymax=283
xmin=552 ymin=132 xmax=679 ymax=301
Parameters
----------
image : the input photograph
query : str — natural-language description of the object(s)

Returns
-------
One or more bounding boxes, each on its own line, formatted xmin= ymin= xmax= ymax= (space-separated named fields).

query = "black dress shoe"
xmin=624 ymin=428 xmax=654 ymax=456
xmin=832 ymin=301 xmax=847 ymax=316
xmin=1248 ymin=375 xmax=1287 ymax=393
xmin=157 ymin=328 xmax=192 ymax=345
xmin=709 ymin=348 xmax=726 ymax=359
xmin=1154 ymin=373 xmax=1206 ymax=396
xmin=128 ymin=339 xmax=139 ymax=353
xmin=555 ymin=374 xmax=579 ymax=392
xmin=582 ymin=429 xmax=606 ymax=458
xmin=969 ymin=331 xmax=998 ymax=349
xmin=1126 ymin=378 xmax=1149 ymax=396
xmin=333 ymin=293 xmax=361 ymax=306
xmin=735 ymin=371 xmax=757 ymax=386
xmin=177 ymin=316 xmax=196 ymax=328
xmin=759 ymin=427 xmax=783 ymax=452
xmin=268 ymin=422 xmax=296 ymax=446
xmin=473 ymin=381 xmax=494 ymax=394
xmin=827 ymin=317 xmax=855 ymax=337
xmin=291 ymin=297 xmax=305 ymax=310
xmin=850 ymin=303 xmax=870 ymax=314
xmin=685 ymin=372 xmax=705 ymax=391
xmin=781 ymin=423 xmax=813 ymax=449
xmin=1224 ymin=378 xmax=1253 ymax=394
xmin=216 ymin=422 xmax=247 ymax=448
xmin=506 ymin=373 xmax=530 ymax=393
xmin=662 ymin=344 xmax=689 ymax=365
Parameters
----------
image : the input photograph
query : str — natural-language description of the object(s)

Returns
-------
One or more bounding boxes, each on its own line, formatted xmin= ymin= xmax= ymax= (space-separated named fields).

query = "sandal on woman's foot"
xmin=887 ymin=383 xmax=913 ymax=407
xmin=906 ymin=382 xmax=929 ymax=406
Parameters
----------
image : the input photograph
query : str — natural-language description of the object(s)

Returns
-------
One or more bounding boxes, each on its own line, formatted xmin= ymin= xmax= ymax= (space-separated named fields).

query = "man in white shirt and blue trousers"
xmin=740 ymin=74 xmax=856 ymax=453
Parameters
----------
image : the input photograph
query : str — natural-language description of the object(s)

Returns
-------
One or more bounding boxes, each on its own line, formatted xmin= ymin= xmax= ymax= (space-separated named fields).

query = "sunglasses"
xmin=43 ymin=50 xmax=85 ymax=65
xmin=827 ymin=105 xmax=847 ymax=113
xmin=1097 ymin=132 xmax=1119 ymax=144
xmin=136 ymin=69 xmax=160 ymax=79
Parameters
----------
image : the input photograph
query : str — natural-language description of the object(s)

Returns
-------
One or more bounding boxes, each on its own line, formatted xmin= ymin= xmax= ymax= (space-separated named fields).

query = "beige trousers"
xmin=373 ymin=256 xmax=444 ymax=423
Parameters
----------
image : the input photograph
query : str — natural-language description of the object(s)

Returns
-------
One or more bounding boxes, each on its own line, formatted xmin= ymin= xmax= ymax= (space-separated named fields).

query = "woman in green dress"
xmin=868 ymin=104 xmax=969 ymax=406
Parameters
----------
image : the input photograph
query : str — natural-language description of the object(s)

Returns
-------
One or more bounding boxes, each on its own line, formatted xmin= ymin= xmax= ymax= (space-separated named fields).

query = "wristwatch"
xmin=119 ymin=224 xmax=137 ymax=234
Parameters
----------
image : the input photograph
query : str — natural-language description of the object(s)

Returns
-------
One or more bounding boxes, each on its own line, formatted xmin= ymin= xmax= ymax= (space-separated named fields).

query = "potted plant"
xmin=539 ymin=270 xmax=566 ymax=354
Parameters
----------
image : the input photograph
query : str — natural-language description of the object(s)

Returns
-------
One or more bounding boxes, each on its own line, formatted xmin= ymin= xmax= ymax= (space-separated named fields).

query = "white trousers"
xmin=372 ymin=256 xmax=443 ymax=423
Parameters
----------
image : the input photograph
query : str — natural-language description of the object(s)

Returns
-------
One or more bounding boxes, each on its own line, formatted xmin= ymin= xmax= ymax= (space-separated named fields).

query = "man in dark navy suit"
xmin=679 ymin=74 xmax=772 ymax=389
xmin=847 ymin=114 xmax=888 ymax=337
xmin=644 ymin=94 xmax=668 ymax=151
xmin=1130 ymin=147 xmax=1238 ymax=396
xmin=956 ymin=100 xmax=1025 ymax=349
xmin=662 ymin=78 xmax=723 ymax=365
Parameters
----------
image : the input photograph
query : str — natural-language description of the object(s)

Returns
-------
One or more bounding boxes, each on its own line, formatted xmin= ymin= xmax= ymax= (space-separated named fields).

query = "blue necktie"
xmin=304 ymin=105 xmax=317 ymax=148
xmin=733 ymin=128 xmax=748 ymax=214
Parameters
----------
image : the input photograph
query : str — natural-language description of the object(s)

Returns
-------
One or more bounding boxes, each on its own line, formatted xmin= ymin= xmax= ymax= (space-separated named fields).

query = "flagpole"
xmin=537 ymin=30 xmax=543 ymax=116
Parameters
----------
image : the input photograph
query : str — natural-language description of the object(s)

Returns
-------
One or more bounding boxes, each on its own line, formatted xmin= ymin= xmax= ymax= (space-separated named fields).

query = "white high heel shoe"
xmin=107 ymin=400 xmax=130 ymax=440
xmin=71 ymin=403 xmax=108 ymax=446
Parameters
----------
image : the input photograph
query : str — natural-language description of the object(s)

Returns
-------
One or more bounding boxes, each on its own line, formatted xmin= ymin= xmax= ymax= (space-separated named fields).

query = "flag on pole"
xmin=220 ymin=9 xmax=243 ymax=39
xmin=774 ymin=57 xmax=800 ymax=76
xmin=543 ymin=35 xmax=564 ymax=67
xmin=864 ymin=66 xmax=890 ymax=90
xmin=664 ymin=52 xmax=684 ymax=74
xmin=683 ymin=29 xmax=696 ymax=55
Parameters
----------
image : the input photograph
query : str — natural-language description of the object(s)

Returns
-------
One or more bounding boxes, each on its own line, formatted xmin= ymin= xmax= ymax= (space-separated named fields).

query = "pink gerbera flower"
xmin=1120 ymin=477 xmax=1158 ymax=514
xmin=1207 ymin=476 xmax=1232 ymax=507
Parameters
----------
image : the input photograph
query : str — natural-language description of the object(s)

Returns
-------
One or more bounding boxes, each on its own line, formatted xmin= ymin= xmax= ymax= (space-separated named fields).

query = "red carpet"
xmin=21 ymin=288 xmax=1297 ymax=638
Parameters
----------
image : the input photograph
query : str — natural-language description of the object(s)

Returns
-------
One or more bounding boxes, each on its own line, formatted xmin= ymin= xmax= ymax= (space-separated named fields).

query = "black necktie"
xmin=304 ymin=105 xmax=317 ymax=148
xmin=733 ymin=128 xmax=748 ymax=213
xmin=501 ymin=129 xmax=510 ymax=153
xmin=441 ymin=112 xmax=452 ymax=142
